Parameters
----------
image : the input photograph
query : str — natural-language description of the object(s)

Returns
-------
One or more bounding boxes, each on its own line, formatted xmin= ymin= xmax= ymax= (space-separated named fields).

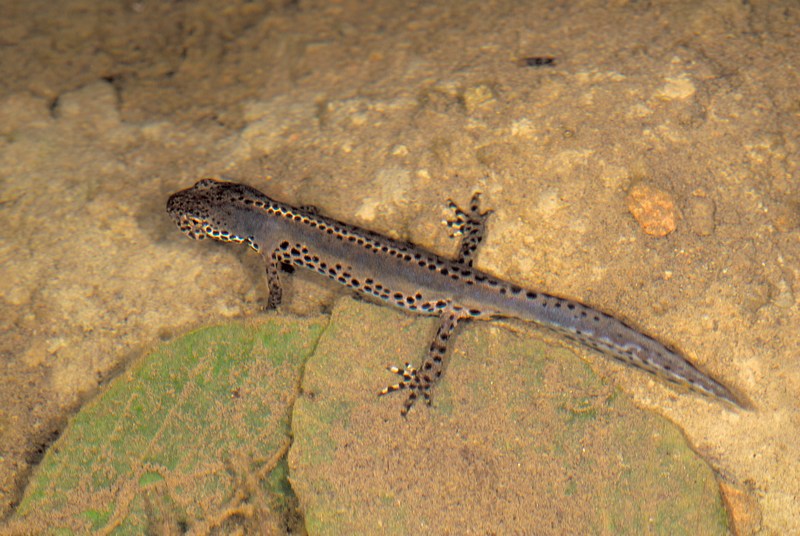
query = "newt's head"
xmin=166 ymin=178 xmax=271 ymax=251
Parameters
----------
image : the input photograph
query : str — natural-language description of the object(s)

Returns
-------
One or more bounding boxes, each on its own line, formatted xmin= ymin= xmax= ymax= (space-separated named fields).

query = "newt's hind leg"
xmin=379 ymin=308 xmax=468 ymax=415
xmin=444 ymin=192 xmax=493 ymax=266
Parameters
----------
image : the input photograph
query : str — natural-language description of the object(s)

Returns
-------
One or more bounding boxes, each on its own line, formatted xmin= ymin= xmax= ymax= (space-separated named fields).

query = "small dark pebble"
xmin=519 ymin=56 xmax=556 ymax=67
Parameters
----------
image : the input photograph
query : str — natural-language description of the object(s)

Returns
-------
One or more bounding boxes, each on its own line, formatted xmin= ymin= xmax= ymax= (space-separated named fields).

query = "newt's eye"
xmin=195 ymin=178 xmax=220 ymax=189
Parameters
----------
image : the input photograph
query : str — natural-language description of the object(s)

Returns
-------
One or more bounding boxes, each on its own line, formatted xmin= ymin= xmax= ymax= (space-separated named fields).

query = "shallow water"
xmin=1 ymin=1 xmax=798 ymax=533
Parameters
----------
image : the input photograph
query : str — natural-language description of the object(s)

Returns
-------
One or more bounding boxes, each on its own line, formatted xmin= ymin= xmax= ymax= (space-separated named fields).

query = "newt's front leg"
xmin=265 ymin=252 xmax=283 ymax=309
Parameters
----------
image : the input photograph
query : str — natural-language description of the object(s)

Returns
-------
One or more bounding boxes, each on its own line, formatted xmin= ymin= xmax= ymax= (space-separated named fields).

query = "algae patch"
xmin=289 ymin=299 xmax=729 ymax=535
xmin=12 ymin=317 xmax=327 ymax=534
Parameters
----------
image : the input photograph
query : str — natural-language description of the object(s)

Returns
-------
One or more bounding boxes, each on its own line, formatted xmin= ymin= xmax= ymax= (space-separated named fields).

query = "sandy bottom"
xmin=1 ymin=0 xmax=798 ymax=533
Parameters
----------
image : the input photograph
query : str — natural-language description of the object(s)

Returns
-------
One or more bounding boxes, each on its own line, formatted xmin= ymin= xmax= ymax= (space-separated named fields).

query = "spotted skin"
xmin=265 ymin=258 xmax=282 ymax=309
xmin=444 ymin=192 xmax=493 ymax=267
xmin=167 ymin=178 xmax=743 ymax=413
xmin=382 ymin=309 xmax=466 ymax=414
xmin=378 ymin=194 xmax=491 ymax=414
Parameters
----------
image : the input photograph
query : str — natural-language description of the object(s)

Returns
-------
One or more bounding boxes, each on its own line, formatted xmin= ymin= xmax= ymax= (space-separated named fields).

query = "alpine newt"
xmin=167 ymin=179 xmax=741 ymax=414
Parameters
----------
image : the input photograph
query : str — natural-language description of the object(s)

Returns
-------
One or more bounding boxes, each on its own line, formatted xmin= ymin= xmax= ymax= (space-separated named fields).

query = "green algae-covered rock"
xmin=289 ymin=299 xmax=729 ymax=535
xmin=13 ymin=317 xmax=326 ymax=534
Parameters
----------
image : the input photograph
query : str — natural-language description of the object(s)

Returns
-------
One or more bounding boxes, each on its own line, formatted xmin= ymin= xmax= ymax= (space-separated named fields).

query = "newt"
xmin=167 ymin=178 xmax=741 ymax=413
